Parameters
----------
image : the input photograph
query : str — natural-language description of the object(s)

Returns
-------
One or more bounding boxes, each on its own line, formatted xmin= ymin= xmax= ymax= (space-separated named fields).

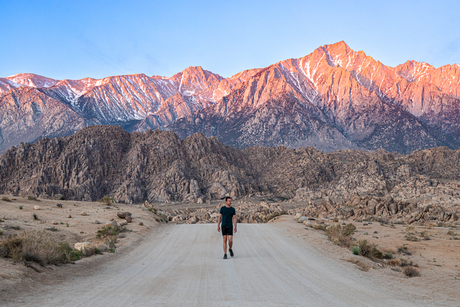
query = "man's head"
xmin=225 ymin=196 xmax=232 ymax=206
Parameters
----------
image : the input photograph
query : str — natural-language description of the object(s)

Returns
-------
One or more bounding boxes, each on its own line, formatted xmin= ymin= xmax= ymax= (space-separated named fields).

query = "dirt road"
xmin=6 ymin=221 xmax=441 ymax=306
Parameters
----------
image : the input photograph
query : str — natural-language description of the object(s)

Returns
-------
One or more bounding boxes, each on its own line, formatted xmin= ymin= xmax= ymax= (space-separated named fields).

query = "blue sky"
xmin=1 ymin=0 xmax=459 ymax=80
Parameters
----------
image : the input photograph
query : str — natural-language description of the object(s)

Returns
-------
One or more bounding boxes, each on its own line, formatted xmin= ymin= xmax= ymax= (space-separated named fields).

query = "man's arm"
xmin=217 ymin=214 xmax=222 ymax=232
xmin=233 ymin=213 xmax=237 ymax=233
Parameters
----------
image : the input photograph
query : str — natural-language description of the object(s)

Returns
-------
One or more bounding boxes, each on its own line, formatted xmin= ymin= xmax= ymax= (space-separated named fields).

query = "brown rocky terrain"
xmin=0 ymin=125 xmax=459 ymax=226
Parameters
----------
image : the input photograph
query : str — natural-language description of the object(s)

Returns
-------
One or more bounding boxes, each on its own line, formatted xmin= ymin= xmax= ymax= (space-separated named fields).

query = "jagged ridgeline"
xmin=2 ymin=42 xmax=460 ymax=154
xmin=1 ymin=125 xmax=460 ymax=206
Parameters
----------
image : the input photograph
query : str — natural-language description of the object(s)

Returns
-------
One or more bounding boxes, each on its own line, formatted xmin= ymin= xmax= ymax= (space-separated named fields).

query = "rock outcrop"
xmin=0 ymin=125 xmax=460 ymax=225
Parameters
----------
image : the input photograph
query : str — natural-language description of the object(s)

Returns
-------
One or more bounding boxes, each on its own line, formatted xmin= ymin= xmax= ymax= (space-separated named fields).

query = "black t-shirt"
xmin=220 ymin=206 xmax=236 ymax=228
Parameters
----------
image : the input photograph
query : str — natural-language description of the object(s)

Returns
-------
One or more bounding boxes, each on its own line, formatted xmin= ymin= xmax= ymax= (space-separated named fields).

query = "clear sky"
xmin=1 ymin=0 xmax=459 ymax=80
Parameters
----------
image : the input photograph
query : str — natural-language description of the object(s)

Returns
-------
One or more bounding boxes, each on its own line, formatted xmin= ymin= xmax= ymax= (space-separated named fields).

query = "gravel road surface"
xmin=8 ymin=223 xmax=437 ymax=306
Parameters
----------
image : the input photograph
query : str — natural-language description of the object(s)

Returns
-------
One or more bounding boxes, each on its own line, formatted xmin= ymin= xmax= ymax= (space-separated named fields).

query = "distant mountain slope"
xmin=1 ymin=41 xmax=460 ymax=153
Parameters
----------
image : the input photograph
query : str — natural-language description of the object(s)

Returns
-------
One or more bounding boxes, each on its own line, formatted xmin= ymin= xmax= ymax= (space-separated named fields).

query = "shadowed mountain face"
xmin=1 ymin=126 xmax=460 ymax=205
xmin=1 ymin=42 xmax=460 ymax=153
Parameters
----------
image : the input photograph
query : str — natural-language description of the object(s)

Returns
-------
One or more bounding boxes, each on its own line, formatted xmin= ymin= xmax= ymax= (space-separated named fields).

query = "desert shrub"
xmin=400 ymin=259 xmax=418 ymax=267
xmin=2 ymin=196 xmax=11 ymax=202
xmin=404 ymin=233 xmax=420 ymax=242
xmin=27 ymin=196 xmax=39 ymax=201
xmin=326 ymin=224 xmax=356 ymax=248
xmin=0 ymin=228 xmax=3 ymax=235
xmin=351 ymin=246 xmax=360 ymax=255
xmin=96 ymin=226 xmax=120 ymax=238
xmin=99 ymin=196 xmax=114 ymax=205
xmin=57 ymin=242 xmax=83 ymax=261
xmin=107 ymin=239 xmax=116 ymax=253
xmin=0 ymin=231 xmax=75 ymax=264
xmin=403 ymin=266 xmax=420 ymax=277
xmin=397 ymin=247 xmax=412 ymax=255
xmin=387 ymin=259 xmax=400 ymax=266
xmin=313 ymin=224 xmax=328 ymax=231
xmin=343 ymin=223 xmax=357 ymax=236
xmin=19 ymin=206 xmax=23 ymax=210
xmin=383 ymin=252 xmax=393 ymax=259
xmin=358 ymin=240 xmax=383 ymax=260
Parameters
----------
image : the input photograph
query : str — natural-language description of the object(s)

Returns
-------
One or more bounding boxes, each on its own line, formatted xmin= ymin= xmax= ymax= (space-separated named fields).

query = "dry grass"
xmin=403 ymin=266 xmax=420 ymax=277
xmin=313 ymin=224 xmax=328 ymax=231
xmin=404 ymin=233 xmax=421 ymax=242
xmin=349 ymin=259 xmax=370 ymax=272
xmin=2 ymin=196 xmax=12 ymax=202
xmin=99 ymin=196 xmax=114 ymax=205
xmin=387 ymin=259 xmax=400 ymax=266
xmin=357 ymin=240 xmax=383 ymax=260
xmin=326 ymin=224 xmax=356 ymax=248
xmin=0 ymin=230 xmax=81 ymax=265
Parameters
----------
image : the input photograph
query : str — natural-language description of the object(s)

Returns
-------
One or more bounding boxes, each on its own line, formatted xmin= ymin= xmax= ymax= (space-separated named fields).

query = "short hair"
xmin=225 ymin=196 xmax=232 ymax=201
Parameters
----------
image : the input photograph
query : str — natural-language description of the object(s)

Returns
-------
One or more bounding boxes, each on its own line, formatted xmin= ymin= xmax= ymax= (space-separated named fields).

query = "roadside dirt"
xmin=1 ymin=197 xmax=459 ymax=305
xmin=271 ymin=216 xmax=460 ymax=305
xmin=0 ymin=195 xmax=160 ymax=302
xmin=1 ymin=215 xmax=456 ymax=306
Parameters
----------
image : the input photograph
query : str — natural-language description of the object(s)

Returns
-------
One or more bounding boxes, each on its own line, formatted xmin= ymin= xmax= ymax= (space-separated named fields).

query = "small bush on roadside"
xmin=27 ymin=196 xmax=39 ymax=201
xmin=19 ymin=206 xmax=23 ymax=210
xmin=99 ymin=196 xmax=114 ymax=205
xmin=387 ymin=259 xmax=400 ymax=266
xmin=403 ymin=266 xmax=420 ymax=277
xmin=313 ymin=224 xmax=328 ymax=231
xmin=2 ymin=196 xmax=11 ymax=202
xmin=0 ymin=231 xmax=76 ymax=265
xmin=96 ymin=226 xmax=120 ymax=238
xmin=351 ymin=246 xmax=360 ymax=255
xmin=58 ymin=242 xmax=83 ymax=261
xmin=106 ymin=239 xmax=117 ymax=253
xmin=383 ymin=252 xmax=393 ymax=259
xmin=358 ymin=240 xmax=383 ymax=260
xmin=326 ymin=224 xmax=356 ymax=248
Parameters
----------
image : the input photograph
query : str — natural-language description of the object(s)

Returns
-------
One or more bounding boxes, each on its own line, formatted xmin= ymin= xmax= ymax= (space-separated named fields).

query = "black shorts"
xmin=221 ymin=226 xmax=233 ymax=236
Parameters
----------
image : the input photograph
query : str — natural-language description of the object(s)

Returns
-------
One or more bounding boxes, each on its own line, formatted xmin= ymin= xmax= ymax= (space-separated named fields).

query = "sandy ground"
xmin=0 ymin=195 xmax=160 ymax=300
xmin=2 ymin=215 xmax=456 ymax=306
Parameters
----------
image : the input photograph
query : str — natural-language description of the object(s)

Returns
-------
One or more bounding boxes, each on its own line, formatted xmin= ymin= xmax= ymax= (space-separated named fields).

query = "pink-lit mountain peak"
xmin=5 ymin=73 xmax=58 ymax=88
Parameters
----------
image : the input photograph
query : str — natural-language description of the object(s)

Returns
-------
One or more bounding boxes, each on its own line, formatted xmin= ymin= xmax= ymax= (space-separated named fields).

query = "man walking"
xmin=217 ymin=196 xmax=237 ymax=259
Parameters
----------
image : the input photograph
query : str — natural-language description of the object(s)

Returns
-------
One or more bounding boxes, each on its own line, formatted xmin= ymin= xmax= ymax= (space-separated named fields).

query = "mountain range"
xmin=1 ymin=41 xmax=460 ymax=154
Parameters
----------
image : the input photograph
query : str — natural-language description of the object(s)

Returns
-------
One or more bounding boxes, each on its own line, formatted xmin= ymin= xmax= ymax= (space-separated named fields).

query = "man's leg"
xmin=223 ymin=235 xmax=228 ymax=254
xmin=228 ymin=235 xmax=234 ymax=257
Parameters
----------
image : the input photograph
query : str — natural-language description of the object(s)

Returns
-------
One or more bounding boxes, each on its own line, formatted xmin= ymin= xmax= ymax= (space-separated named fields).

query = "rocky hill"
xmin=0 ymin=126 xmax=459 ymax=225
xmin=1 ymin=42 xmax=460 ymax=154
